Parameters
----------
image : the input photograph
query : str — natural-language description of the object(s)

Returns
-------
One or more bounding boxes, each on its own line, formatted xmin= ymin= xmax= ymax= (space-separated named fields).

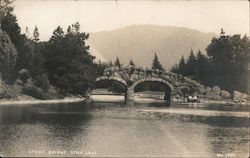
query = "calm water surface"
xmin=0 ymin=99 xmax=249 ymax=157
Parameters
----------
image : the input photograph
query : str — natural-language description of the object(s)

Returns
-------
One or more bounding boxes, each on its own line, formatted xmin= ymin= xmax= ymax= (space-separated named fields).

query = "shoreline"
xmin=0 ymin=96 xmax=249 ymax=106
xmin=201 ymin=99 xmax=250 ymax=106
xmin=0 ymin=97 xmax=86 ymax=106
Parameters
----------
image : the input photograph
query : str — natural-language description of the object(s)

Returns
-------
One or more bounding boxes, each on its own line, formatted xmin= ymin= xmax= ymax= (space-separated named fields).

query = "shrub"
xmin=18 ymin=69 xmax=30 ymax=83
xmin=33 ymin=74 xmax=50 ymax=92
xmin=23 ymin=79 xmax=47 ymax=99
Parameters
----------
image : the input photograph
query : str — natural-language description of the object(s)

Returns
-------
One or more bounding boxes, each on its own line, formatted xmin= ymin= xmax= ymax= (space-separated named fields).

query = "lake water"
xmin=0 ymin=98 xmax=249 ymax=157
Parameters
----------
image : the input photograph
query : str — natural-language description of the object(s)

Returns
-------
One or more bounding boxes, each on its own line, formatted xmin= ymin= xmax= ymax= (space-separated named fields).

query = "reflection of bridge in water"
xmin=93 ymin=66 xmax=207 ymax=105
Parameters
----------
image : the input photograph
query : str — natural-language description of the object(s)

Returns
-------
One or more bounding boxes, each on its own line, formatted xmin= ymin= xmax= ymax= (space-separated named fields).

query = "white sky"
xmin=13 ymin=0 xmax=249 ymax=41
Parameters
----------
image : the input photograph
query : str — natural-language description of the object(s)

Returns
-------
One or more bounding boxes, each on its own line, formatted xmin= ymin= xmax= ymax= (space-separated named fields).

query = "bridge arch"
xmin=96 ymin=76 xmax=128 ymax=88
xmin=130 ymin=77 xmax=174 ymax=103
xmin=94 ymin=76 xmax=128 ymax=99
xmin=131 ymin=77 xmax=174 ymax=91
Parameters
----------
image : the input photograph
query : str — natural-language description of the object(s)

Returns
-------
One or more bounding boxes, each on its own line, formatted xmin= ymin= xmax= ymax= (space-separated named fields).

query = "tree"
xmin=0 ymin=2 xmax=17 ymax=82
xmin=45 ymin=24 xmax=97 ymax=95
xmin=33 ymin=25 xmax=39 ymax=42
xmin=0 ymin=0 xmax=13 ymax=24
xmin=195 ymin=50 xmax=210 ymax=83
xmin=152 ymin=53 xmax=164 ymax=71
xmin=108 ymin=60 xmax=113 ymax=67
xmin=0 ymin=30 xmax=17 ymax=82
xmin=96 ymin=60 xmax=107 ymax=76
xmin=30 ymin=42 xmax=46 ymax=77
xmin=72 ymin=22 xmax=80 ymax=33
xmin=24 ymin=27 xmax=30 ymax=38
xmin=15 ymin=38 xmax=34 ymax=72
xmin=1 ymin=11 xmax=22 ymax=45
xmin=114 ymin=57 xmax=121 ymax=68
xmin=1 ymin=12 xmax=30 ymax=66
xmin=185 ymin=49 xmax=197 ymax=78
xmin=67 ymin=26 xmax=72 ymax=34
xmin=172 ymin=49 xmax=212 ymax=84
xmin=129 ymin=59 xmax=135 ymax=66
xmin=51 ymin=26 xmax=64 ymax=40
xmin=0 ymin=11 xmax=37 ymax=81
xmin=171 ymin=30 xmax=249 ymax=93
xmin=206 ymin=33 xmax=249 ymax=92
xmin=172 ymin=55 xmax=186 ymax=75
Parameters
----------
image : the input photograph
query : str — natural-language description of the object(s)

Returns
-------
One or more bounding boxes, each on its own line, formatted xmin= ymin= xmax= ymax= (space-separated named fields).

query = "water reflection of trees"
xmin=33 ymin=103 xmax=92 ymax=150
xmin=0 ymin=102 xmax=90 ymax=124
xmin=0 ymin=103 xmax=93 ymax=156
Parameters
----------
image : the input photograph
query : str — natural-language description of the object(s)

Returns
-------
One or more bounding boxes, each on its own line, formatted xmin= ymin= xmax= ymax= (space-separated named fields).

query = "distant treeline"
xmin=171 ymin=33 xmax=249 ymax=93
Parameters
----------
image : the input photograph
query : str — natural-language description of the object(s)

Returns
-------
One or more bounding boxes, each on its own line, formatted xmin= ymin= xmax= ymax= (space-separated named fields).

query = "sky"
xmin=13 ymin=0 xmax=249 ymax=41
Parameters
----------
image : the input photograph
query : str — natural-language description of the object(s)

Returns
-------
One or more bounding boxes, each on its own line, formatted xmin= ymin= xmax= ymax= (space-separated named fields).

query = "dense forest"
xmin=0 ymin=1 xmax=98 ymax=99
xmin=0 ymin=1 xmax=249 ymax=100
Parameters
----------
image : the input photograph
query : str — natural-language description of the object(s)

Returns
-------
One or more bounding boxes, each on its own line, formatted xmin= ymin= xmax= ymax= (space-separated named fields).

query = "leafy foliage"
xmin=0 ymin=0 xmax=13 ymax=23
xmin=44 ymin=23 xmax=97 ymax=95
xmin=1 ymin=6 xmax=98 ymax=98
xmin=0 ymin=30 xmax=17 ymax=82
xmin=1 ymin=11 xmax=33 ymax=74
xmin=172 ymin=32 xmax=249 ymax=93
xmin=206 ymin=34 xmax=249 ymax=92
xmin=23 ymin=81 xmax=47 ymax=100
xmin=33 ymin=73 xmax=50 ymax=92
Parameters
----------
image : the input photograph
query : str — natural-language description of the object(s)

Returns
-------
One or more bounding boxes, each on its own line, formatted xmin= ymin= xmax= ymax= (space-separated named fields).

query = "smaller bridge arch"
xmin=129 ymin=77 xmax=174 ymax=104
xmin=131 ymin=77 xmax=174 ymax=91
xmin=96 ymin=76 xmax=128 ymax=87
xmin=94 ymin=76 xmax=128 ymax=99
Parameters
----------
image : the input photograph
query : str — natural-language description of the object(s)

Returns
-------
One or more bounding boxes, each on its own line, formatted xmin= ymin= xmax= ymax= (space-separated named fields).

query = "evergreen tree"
xmin=185 ymin=49 xmax=197 ymax=77
xmin=33 ymin=25 xmax=39 ymax=42
xmin=178 ymin=56 xmax=186 ymax=75
xmin=67 ymin=26 xmax=72 ymax=34
xmin=108 ymin=60 xmax=113 ymax=67
xmin=114 ymin=57 xmax=121 ymax=68
xmin=195 ymin=50 xmax=210 ymax=82
xmin=24 ymin=27 xmax=30 ymax=38
xmin=172 ymin=30 xmax=249 ymax=93
xmin=30 ymin=42 xmax=46 ymax=77
xmin=171 ymin=56 xmax=185 ymax=75
xmin=129 ymin=59 xmax=135 ymax=66
xmin=96 ymin=60 xmax=107 ymax=76
xmin=152 ymin=53 xmax=164 ymax=71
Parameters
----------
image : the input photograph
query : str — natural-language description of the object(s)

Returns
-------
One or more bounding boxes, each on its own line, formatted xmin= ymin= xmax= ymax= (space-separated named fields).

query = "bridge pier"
xmin=125 ymin=87 xmax=134 ymax=101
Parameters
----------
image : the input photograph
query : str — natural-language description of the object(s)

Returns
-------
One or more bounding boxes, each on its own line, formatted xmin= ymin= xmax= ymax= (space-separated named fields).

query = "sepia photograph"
xmin=0 ymin=0 xmax=249 ymax=157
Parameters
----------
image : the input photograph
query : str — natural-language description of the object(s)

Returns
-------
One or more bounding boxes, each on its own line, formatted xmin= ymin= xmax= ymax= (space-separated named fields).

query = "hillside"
xmin=88 ymin=25 xmax=217 ymax=69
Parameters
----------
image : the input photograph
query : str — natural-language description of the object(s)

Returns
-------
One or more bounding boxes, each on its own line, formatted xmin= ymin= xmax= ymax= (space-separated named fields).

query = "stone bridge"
xmin=94 ymin=66 xmax=209 ymax=104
